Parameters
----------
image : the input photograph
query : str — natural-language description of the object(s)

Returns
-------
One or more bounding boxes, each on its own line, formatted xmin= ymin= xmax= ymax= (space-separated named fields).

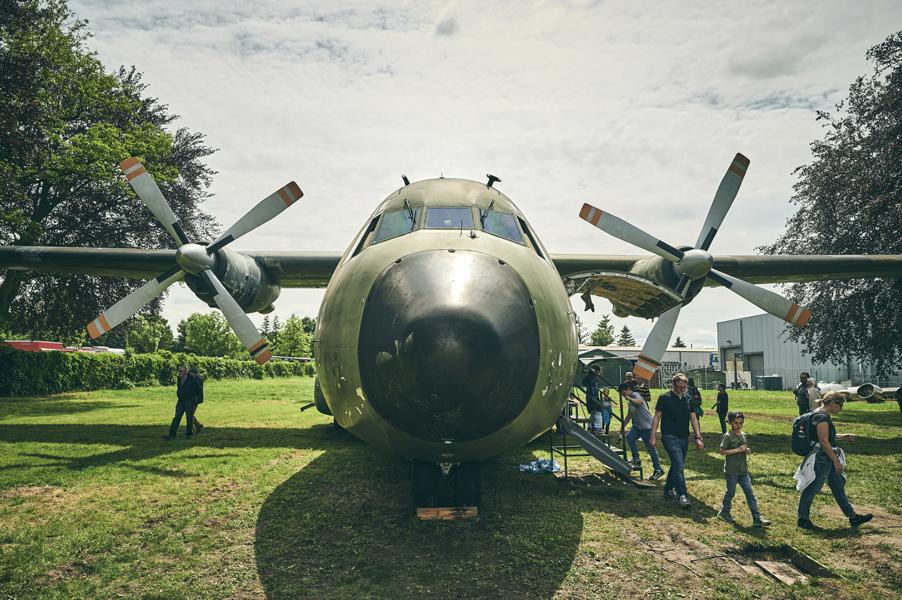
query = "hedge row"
xmin=0 ymin=348 xmax=315 ymax=396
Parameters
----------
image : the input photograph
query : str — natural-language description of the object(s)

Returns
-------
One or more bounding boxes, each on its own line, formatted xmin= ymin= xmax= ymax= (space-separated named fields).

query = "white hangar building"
xmin=716 ymin=313 xmax=892 ymax=389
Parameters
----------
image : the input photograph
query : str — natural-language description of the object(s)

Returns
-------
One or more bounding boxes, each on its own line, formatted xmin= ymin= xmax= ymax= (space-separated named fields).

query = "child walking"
xmin=717 ymin=412 xmax=771 ymax=527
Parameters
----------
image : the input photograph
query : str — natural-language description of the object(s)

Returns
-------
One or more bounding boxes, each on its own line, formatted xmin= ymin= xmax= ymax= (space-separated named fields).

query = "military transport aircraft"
xmin=2 ymin=154 xmax=901 ymax=507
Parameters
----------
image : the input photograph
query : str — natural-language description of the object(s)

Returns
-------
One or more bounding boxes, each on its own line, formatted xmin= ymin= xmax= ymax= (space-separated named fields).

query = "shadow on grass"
xmin=0 ymin=398 xmax=139 ymax=419
xmin=692 ymin=432 xmax=902 ymax=457
xmin=0 ymin=422 xmax=349 ymax=474
xmin=254 ymin=445 xmax=586 ymax=600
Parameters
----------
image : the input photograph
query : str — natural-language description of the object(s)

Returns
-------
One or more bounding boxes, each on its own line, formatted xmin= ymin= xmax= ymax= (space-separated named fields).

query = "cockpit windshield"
xmin=481 ymin=209 xmax=524 ymax=244
xmin=373 ymin=208 xmax=419 ymax=242
xmin=425 ymin=207 xmax=474 ymax=229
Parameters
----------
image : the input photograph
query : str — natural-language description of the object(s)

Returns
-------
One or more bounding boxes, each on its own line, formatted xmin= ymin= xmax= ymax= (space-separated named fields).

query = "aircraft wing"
xmin=552 ymin=254 xmax=902 ymax=284
xmin=0 ymin=246 xmax=342 ymax=288
xmin=4 ymin=247 xmax=900 ymax=290
xmin=552 ymin=253 xmax=902 ymax=318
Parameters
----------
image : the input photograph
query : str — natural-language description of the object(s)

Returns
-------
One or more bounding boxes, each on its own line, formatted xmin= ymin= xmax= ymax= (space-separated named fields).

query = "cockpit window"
xmin=373 ymin=208 xmax=419 ymax=243
xmin=425 ymin=207 xmax=474 ymax=229
xmin=481 ymin=210 xmax=524 ymax=244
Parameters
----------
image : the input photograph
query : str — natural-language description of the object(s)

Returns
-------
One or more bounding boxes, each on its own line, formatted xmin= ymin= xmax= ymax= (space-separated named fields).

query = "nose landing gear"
xmin=411 ymin=460 xmax=481 ymax=519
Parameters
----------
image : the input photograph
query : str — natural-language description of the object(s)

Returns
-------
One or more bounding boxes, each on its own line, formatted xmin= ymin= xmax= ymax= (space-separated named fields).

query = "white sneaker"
xmin=678 ymin=495 xmax=691 ymax=508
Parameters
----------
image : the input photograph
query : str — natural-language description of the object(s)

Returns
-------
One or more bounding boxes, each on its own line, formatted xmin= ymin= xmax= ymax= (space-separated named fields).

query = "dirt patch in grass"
xmin=0 ymin=484 xmax=63 ymax=498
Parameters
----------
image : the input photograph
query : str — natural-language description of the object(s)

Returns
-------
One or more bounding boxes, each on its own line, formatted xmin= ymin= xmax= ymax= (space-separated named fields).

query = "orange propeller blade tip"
xmin=119 ymin=157 xmax=140 ymax=171
xmin=277 ymin=182 xmax=303 ymax=207
xmin=86 ymin=313 xmax=110 ymax=339
xmin=579 ymin=203 xmax=603 ymax=225
xmin=729 ymin=154 xmax=750 ymax=178
xmin=254 ymin=349 xmax=273 ymax=365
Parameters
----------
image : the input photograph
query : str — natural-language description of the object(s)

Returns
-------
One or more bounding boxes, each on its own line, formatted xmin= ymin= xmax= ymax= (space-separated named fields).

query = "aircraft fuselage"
xmin=315 ymin=178 xmax=578 ymax=463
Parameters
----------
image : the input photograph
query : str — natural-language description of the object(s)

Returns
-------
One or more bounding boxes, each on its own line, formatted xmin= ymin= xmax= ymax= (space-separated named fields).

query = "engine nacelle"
xmin=185 ymin=247 xmax=281 ymax=313
xmin=819 ymin=382 xmax=884 ymax=402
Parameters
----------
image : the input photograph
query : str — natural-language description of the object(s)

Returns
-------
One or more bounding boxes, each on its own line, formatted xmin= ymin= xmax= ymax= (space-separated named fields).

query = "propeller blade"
xmin=198 ymin=269 xmax=272 ymax=364
xmin=120 ymin=158 xmax=190 ymax=246
xmin=709 ymin=269 xmax=811 ymax=327
xmin=87 ymin=266 xmax=184 ymax=339
xmin=633 ymin=305 xmax=682 ymax=381
xmin=579 ymin=203 xmax=684 ymax=262
xmin=694 ymin=153 xmax=749 ymax=251
xmin=206 ymin=182 xmax=303 ymax=254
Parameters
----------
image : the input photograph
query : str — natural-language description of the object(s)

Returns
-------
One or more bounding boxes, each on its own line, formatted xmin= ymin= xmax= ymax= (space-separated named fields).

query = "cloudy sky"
xmin=71 ymin=0 xmax=900 ymax=347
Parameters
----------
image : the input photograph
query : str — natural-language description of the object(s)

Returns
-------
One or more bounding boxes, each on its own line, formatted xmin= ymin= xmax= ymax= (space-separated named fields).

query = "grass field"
xmin=1 ymin=377 xmax=900 ymax=599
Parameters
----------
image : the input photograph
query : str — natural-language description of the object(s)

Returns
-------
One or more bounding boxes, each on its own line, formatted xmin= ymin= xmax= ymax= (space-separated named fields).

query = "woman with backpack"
xmin=796 ymin=392 xmax=873 ymax=530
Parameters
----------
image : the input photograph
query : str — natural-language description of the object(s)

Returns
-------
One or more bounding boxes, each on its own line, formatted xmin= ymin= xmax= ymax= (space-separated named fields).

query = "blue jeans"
xmin=601 ymin=408 xmax=612 ymax=431
xmin=721 ymin=473 xmax=761 ymax=518
xmin=798 ymin=453 xmax=856 ymax=520
xmin=590 ymin=411 xmax=603 ymax=430
xmin=626 ymin=427 xmax=662 ymax=471
xmin=661 ymin=434 xmax=689 ymax=497
xmin=717 ymin=411 xmax=727 ymax=434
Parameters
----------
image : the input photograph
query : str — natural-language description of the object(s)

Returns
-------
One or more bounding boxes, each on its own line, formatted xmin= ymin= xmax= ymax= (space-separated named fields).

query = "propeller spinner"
xmin=580 ymin=153 xmax=812 ymax=381
xmin=86 ymin=158 xmax=303 ymax=364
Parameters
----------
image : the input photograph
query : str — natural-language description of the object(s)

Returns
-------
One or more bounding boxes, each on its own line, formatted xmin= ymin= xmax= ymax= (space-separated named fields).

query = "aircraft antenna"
xmin=486 ymin=174 xmax=501 ymax=188
xmin=401 ymin=175 xmax=410 ymax=186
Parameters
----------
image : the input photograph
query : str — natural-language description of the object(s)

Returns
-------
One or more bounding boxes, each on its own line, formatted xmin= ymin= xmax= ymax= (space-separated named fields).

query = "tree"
xmin=589 ymin=315 xmax=615 ymax=346
xmin=271 ymin=315 xmax=312 ymax=357
xmin=270 ymin=315 xmax=281 ymax=346
xmin=0 ymin=0 xmax=217 ymax=341
xmin=673 ymin=336 xmax=687 ymax=348
xmin=261 ymin=315 xmax=271 ymax=337
xmin=300 ymin=316 xmax=316 ymax=335
xmin=177 ymin=312 xmax=243 ymax=358
xmin=761 ymin=32 xmax=902 ymax=375
xmin=574 ymin=314 xmax=589 ymax=345
xmin=119 ymin=315 xmax=173 ymax=353
xmin=617 ymin=325 xmax=636 ymax=346
xmin=94 ymin=313 xmax=173 ymax=351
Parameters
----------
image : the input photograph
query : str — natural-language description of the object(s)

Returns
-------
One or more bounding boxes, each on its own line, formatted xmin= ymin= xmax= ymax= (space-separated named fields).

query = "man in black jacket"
xmin=795 ymin=372 xmax=811 ymax=416
xmin=164 ymin=365 xmax=202 ymax=439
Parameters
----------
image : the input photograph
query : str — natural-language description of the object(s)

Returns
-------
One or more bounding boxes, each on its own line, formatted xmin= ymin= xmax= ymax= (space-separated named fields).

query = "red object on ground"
xmin=2 ymin=340 xmax=65 ymax=352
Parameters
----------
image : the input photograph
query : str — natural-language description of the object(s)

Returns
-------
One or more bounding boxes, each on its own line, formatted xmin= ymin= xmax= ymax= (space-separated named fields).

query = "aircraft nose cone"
xmin=358 ymin=250 xmax=540 ymax=443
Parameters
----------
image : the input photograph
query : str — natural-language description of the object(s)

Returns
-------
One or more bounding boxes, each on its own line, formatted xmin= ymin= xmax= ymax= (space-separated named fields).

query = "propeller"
xmin=87 ymin=157 xmax=302 ymax=364
xmin=580 ymin=153 xmax=812 ymax=380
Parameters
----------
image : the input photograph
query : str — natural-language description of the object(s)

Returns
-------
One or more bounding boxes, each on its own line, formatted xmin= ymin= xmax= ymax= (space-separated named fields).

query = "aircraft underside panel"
xmin=564 ymin=271 xmax=683 ymax=319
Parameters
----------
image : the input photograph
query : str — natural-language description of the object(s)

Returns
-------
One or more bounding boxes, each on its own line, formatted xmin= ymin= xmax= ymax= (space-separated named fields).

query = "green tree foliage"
xmin=589 ymin=315 xmax=615 ymax=346
xmin=300 ymin=316 xmax=316 ymax=335
xmin=177 ymin=312 xmax=243 ymax=358
xmin=673 ymin=336 xmax=687 ymax=348
xmin=761 ymin=32 xmax=902 ymax=375
xmin=271 ymin=315 xmax=312 ymax=357
xmin=0 ymin=347 xmax=314 ymax=396
xmin=617 ymin=325 xmax=636 ymax=346
xmin=0 ymin=0 xmax=217 ymax=341
xmin=125 ymin=315 xmax=174 ymax=353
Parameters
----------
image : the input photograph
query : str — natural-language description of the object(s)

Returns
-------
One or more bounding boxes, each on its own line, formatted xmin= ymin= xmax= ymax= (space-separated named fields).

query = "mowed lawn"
xmin=1 ymin=378 xmax=900 ymax=599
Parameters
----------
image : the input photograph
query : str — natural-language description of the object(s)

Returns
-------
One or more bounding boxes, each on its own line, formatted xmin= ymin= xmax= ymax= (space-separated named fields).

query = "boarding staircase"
xmin=549 ymin=380 xmax=638 ymax=480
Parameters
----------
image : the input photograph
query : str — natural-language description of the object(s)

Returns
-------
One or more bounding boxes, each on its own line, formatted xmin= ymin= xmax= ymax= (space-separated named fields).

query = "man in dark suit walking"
xmin=164 ymin=365 xmax=202 ymax=439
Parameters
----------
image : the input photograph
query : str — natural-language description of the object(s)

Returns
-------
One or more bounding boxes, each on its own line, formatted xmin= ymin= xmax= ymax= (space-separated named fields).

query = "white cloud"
xmin=67 ymin=0 xmax=901 ymax=345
